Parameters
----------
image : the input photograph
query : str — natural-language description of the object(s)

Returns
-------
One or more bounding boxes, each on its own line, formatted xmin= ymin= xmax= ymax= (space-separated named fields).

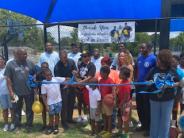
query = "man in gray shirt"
xmin=5 ymin=48 xmax=35 ymax=131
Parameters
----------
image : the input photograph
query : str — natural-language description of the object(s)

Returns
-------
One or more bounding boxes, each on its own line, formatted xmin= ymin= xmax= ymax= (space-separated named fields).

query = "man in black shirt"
xmin=54 ymin=49 xmax=77 ymax=129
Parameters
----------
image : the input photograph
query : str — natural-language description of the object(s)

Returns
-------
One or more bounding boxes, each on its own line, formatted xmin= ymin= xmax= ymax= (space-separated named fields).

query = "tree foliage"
xmin=170 ymin=32 xmax=184 ymax=52
xmin=61 ymin=29 xmax=153 ymax=57
xmin=0 ymin=9 xmax=55 ymax=51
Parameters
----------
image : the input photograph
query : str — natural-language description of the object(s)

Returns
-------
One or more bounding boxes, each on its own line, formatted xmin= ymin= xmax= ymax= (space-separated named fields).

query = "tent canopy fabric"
xmin=0 ymin=0 xmax=161 ymax=23
xmin=170 ymin=19 xmax=184 ymax=32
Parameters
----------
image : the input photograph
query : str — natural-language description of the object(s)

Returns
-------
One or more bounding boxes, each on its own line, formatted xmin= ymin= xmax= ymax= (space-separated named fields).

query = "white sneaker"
xmin=137 ymin=121 xmax=142 ymax=128
xmin=83 ymin=115 xmax=88 ymax=120
xmin=8 ymin=113 xmax=11 ymax=118
xmin=3 ymin=124 xmax=9 ymax=131
xmin=21 ymin=110 xmax=25 ymax=116
xmin=76 ymin=117 xmax=82 ymax=122
xmin=82 ymin=116 xmax=88 ymax=123
xmin=129 ymin=121 xmax=134 ymax=127
xmin=10 ymin=124 xmax=15 ymax=131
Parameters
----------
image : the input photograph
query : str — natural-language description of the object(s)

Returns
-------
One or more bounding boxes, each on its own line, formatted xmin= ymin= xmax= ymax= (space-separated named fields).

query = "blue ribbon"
xmin=27 ymin=75 xmax=175 ymax=95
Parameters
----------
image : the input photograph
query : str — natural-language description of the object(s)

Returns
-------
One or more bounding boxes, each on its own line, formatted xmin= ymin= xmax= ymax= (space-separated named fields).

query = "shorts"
xmin=102 ymin=102 xmax=113 ymax=116
xmin=90 ymin=108 xmax=100 ymax=122
xmin=48 ymin=102 xmax=62 ymax=115
xmin=117 ymin=101 xmax=131 ymax=121
xmin=0 ymin=95 xmax=12 ymax=110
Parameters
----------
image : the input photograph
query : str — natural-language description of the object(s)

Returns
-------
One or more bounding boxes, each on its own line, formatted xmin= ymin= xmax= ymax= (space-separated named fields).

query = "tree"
xmin=61 ymin=28 xmax=153 ymax=57
xmin=0 ymin=9 xmax=55 ymax=51
xmin=170 ymin=32 xmax=184 ymax=52
xmin=125 ymin=33 xmax=152 ymax=56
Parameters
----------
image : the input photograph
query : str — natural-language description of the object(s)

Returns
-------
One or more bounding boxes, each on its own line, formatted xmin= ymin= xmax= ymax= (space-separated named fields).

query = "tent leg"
xmin=154 ymin=20 xmax=158 ymax=54
xmin=159 ymin=19 xmax=170 ymax=50
xmin=44 ymin=24 xmax=48 ymax=50
xmin=159 ymin=0 xmax=171 ymax=50
xmin=58 ymin=25 xmax=61 ymax=52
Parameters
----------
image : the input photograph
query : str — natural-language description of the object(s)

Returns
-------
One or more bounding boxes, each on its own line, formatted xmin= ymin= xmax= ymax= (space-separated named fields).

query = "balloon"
xmin=32 ymin=101 xmax=43 ymax=114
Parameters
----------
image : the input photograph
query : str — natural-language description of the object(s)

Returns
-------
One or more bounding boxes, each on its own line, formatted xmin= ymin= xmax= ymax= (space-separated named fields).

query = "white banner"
xmin=78 ymin=22 xmax=135 ymax=43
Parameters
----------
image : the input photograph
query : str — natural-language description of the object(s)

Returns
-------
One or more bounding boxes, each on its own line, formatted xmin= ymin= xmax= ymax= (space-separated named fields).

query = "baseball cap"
xmin=80 ymin=50 xmax=90 ymax=57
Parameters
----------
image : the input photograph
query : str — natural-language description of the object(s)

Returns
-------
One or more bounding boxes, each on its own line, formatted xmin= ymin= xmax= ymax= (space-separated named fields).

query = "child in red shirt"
xmin=117 ymin=66 xmax=131 ymax=134
xmin=99 ymin=66 xmax=115 ymax=133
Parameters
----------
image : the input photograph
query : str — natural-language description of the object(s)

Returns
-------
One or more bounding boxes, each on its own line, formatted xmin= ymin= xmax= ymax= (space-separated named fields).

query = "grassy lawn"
xmin=0 ymin=111 xmax=94 ymax=138
xmin=0 ymin=107 xmax=147 ymax=138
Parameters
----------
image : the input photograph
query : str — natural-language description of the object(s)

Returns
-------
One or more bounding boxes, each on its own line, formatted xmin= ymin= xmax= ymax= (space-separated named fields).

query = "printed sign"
xmin=78 ymin=22 xmax=135 ymax=43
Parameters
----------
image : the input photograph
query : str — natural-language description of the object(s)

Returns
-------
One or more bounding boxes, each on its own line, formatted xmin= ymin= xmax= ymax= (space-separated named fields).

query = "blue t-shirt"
xmin=136 ymin=53 xmax=156 ymax=82
xmin=177 ymin=65 xmax=184 ymax=80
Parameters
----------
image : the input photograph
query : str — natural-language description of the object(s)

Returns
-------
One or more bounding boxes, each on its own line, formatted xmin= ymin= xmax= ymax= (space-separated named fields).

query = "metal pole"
xmin=43 ymin=24 xmax=48 ymax=50
xmin=159 ymin=0 xmax=171 ymax=50
xmin=58 ymin=25 xmax=61 ymax=52
xmin=154 ymin=20 xmax=158 ymax=55
xmin=3 ymin=37 xmax=8 ymax=61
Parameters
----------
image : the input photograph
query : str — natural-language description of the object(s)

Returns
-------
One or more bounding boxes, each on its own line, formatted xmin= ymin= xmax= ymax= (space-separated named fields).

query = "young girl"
xmin=117 ymin=66 xmax=131 ymax=136
xmin=146 ymin=49 xmax=179 ymax=138
xmin=0 ymin=55 xmax=15 ymax=131
xmin=41 ymin=69 xmax=68 ymax=135
xmin=85 ymin=78 xmax=101 ymax=136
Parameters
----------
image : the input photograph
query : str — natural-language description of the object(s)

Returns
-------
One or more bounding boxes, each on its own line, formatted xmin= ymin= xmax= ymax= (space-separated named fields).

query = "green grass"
xmin=0 ymin=109 xmax=143 ymax=138
xmin=0 ymin=113 xmax=93 ymax=138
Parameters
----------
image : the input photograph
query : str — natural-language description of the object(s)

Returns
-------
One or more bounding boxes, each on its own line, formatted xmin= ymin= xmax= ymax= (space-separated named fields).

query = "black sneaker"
xmin=46 ymin=127 xmax=53 ymax=135
xmin=25 ymin=125 xmax=32 ymax=133
xmin=135 ymin=126 xmax=145 ymax=132
xmin=40 ymin=125 xmax=47 ymax=132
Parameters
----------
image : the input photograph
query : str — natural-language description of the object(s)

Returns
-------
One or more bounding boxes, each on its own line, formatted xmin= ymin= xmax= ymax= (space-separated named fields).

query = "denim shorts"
xmin=48 ymin=102 xmax=62 ymax=115
xmin=0 ymin=95 xmax=12 ymax=109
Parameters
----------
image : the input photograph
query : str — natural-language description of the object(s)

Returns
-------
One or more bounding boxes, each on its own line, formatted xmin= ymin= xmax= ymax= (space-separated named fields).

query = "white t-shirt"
xmin=86 ymin=85 xmax=101 ymax=108
xmin=68 ymin=52 xmax=81 ymax=67
xmin=38 ymin=51 xmax=59 ymax=76
xmin=91 ymin=56 xmax=103 ymax=72
xmin=0 ymin=68 xmax=9 ymax=96
xmin=41 ymin=77 xmax=65 ymax=105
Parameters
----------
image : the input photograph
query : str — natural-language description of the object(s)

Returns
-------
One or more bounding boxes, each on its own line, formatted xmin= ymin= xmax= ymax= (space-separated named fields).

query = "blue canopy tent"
xmin=0 ymin=0 xmax=161 ymax=23
xmin=0 ymin=0 xmax=181 ymax=53
xmin=171 ymin=19 xmax=184 ymax=32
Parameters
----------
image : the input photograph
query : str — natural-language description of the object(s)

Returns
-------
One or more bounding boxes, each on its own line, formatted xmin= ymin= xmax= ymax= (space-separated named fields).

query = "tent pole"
xmin=43 ymin=24 xmax=48 ymax=50
xmin=3 ymin=37 xmax=8 ymax=61
xmin=154 ymin=20 xmax=158 ymax=55
xmin=58 ymin=25 xmax=61 ymax=52
xmin=44 ymin=0 xmax=58 ymax=23
xmin=159 ymin=0 xmax=171 ymax=50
